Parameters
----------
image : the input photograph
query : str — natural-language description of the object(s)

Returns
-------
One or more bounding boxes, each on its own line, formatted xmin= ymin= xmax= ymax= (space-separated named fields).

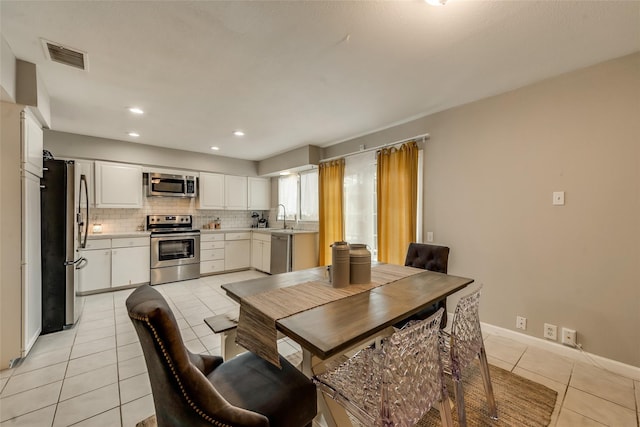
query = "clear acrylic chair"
xmin=441 ymin=285 xmax=498 ymax=426
xmin=313 ymin=308 xmax=453 ymax=427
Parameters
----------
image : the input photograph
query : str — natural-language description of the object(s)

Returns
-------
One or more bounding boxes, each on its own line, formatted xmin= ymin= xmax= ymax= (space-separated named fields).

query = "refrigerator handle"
xmin=79 ymin=174 xmax=89 ymax=249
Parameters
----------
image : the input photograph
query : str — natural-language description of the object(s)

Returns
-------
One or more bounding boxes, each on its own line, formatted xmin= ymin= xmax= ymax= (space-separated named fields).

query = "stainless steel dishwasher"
xmin=270 ymin=232 xmax=292 ymax=274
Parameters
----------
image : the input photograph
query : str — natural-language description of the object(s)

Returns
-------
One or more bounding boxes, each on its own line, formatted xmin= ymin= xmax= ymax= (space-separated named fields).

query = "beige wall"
xmin=45 ymin=131 xmax=258 ymax=176
xmin=326 ymin=53 xmax=640 ymax=366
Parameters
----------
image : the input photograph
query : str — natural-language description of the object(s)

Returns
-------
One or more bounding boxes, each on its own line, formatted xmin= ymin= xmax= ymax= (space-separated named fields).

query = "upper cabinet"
xmin=224 ymin=175 xmax=248 ymax=210
xmin=199 ymin=172 xmax=225 ymax=209
xmin=94 ymin=161 xmax=143 ymax=208
xmin=21 ymin=109 xmax=43 ymax=178
xmin=248 ymin=177 xmax=271 ymax=210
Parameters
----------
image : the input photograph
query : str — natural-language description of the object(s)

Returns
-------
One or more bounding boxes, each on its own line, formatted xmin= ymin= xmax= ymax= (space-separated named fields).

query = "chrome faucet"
xmin=277 ymin=204 xmax=287 ymax=229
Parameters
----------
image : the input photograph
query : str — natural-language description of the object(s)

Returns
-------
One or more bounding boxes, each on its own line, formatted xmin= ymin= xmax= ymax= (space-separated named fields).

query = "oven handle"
xmin=151 ymin=232 xmax=201 ymax=241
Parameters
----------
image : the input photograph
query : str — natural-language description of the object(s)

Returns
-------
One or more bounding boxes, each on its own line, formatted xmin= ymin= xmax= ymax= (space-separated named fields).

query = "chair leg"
xmin=438 ymin=392 xmax=454 ymax=427
xmin=453 ymin=378 xmax=467 ymax=427
xmin=478 ymin=345 xmax=498 ymax=420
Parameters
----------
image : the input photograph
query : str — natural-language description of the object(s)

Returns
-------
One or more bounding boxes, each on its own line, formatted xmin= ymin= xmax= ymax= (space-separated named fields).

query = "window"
xmin=277 ymin=169 xmax=319 ymax=222
xmin=344 ymin=151 xmax=377 ymax=259
xmin=300 ymin=170 xmax=319 ymax=221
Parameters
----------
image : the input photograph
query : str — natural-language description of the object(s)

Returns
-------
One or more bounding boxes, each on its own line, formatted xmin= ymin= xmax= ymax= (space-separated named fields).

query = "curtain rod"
xmin=320 ymin=132 xmax=430 ymax=163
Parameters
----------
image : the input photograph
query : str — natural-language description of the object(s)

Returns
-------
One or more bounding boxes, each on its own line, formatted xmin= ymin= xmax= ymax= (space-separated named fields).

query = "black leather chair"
xmin=400 ymin=243 xmax=451 ymax=329
xmin=126 ymin=284 xmax=317 ymax=427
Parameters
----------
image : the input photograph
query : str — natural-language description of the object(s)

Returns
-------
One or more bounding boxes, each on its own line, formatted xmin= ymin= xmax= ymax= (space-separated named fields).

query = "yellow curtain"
xmin=377 ymin=141 xmax=418 ymax=265
xmin=318 ymin=159 xmax=345 ymax=265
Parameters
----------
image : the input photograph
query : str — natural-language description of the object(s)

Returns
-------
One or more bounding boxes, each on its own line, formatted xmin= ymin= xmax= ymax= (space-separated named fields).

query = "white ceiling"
xmin=1 ymin=1 xmax=638 ymax=161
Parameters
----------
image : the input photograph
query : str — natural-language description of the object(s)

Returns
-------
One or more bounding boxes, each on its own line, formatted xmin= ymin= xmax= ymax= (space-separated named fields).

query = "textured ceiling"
xmin=1 ymin=1 xmax=638 ymax=161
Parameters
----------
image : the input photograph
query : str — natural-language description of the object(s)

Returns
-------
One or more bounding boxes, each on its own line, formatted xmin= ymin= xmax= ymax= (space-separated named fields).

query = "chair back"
xmin=450 ymin=286 xmax=484 ymax=378
xmin=126 ymin=284 xmax=266 ymax=427
xmin=379 ymin=308 xmax=448 ymax=426
xmin=404 ymin=243 xmax=450 ymax=273
xmin=316 ymin=309 xmax=448 ymax=426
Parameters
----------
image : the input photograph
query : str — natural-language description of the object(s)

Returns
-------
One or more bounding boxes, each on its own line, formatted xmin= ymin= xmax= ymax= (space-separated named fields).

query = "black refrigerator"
xmin=41 ymin=159 xmax=88 ymax=333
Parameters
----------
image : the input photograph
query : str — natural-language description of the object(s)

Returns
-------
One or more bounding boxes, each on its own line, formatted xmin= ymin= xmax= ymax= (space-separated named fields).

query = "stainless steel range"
xmin=148 ymin=215 xmax=200 ymax=285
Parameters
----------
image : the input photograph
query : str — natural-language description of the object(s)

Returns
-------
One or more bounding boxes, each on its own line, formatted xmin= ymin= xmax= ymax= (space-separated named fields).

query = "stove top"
xmin=147 ymin=214 xmax=195 ymax=233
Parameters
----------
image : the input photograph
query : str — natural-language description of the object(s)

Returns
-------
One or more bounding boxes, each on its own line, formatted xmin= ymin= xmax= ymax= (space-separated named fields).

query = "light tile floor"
xmin=1 ymin=271 xmax=638 ymax=426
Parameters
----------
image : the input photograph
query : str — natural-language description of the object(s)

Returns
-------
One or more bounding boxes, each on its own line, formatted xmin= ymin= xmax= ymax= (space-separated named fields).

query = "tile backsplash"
xmin=89 ymin=194 xmax=318 ymax=234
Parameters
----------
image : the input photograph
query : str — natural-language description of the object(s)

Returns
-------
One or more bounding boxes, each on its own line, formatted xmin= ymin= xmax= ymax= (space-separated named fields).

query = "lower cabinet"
xmin=78 ymin=240 xmax=112 ymax=293
xmin=201 ymin=233 xmax=225 ymax=275
xmin=225 ymin=232 xmax=251 ymax=271
xmin=111 ymin=238 xmax=150 ymax=287
xmin=78 ymin=236 xmax=150 ymax=293
xmin=251 ymin=232 xmax=271 ymax=273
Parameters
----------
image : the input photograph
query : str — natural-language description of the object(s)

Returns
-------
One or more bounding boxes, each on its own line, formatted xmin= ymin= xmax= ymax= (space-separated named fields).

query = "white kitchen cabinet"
xmin=21 ymin=172 xmax=42 ymax=354
xmin=111 ymin=237 xmax=150 ymax=287
xmin=94 ymin=161 xmax=143 ymax=208
xmin=251 ymin=232 xmax=271 ymax=273
xmin=225 ymin=175 xmax=248 ymax=210
xmin=200 ymin=233 xmax=225 ymax=275
xmin=199 ymin=172 xmax=225 ymax=209
xmin=225 ymin=232 xmax=251 ymax=270
xmin=248 ymin=177 xmax=271 ymax=210
xmin=78 ymin=239 xmax=112 ymax=293
xmin=21 ymin=109 xmax=43 ymax=178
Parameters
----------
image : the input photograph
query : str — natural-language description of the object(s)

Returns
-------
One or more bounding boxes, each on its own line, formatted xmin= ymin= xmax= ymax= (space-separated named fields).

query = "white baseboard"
xmin=480 ymin=322 xmax=640 ymax=381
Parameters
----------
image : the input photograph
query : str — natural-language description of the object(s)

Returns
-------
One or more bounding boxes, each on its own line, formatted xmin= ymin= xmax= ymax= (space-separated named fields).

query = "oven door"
xmin=151 ymin=232 xmax=200 ymax=268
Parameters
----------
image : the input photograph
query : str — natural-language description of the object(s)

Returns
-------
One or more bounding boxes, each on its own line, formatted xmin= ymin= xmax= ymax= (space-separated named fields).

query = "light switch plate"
xmin=553 ymin=191 xmax=565 ymax=206
xmin=426 ymin=231 xmax=434 ymax=242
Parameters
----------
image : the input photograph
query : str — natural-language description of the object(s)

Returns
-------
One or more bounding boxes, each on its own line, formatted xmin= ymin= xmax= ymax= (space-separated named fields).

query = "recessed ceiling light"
xmin=233 ymin=130 xmax=245 ymax=137
xmin=279 ymin=171 xmax=291 ymax=176
xmin=210 ymin=146 xmax=220 ymax=151
xmin=425 ymin=0 xmax=447 ymax=5
xmin=128 ymin=132 xmax=140 ymax=137
xmin=128 ymin=107 xmax=144 ymax=114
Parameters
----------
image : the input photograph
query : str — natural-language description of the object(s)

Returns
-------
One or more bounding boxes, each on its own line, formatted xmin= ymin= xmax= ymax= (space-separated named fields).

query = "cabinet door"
xmin=225 ymin=240 xmax=250 ymax=270
xmin=21 ymin=110 xmax=43 ymax=178
xmin=199 ymin=172 xmax=225 ymax=209
xmin=248 ymin=177 xmax=271 ymax=210
xmin=224 ymin=175 xmax=248 ymax=210
xmin=94 ymin=161 xmax=143 ymax=208
xmin=261 ymin=241 xmax=271 ymax=274
xmin=78 ymin=249 xmax=112 ymax=292
xmin=112 ymin=246 xmax=150 ymax=287
xmin=251 ymin=239 xmax=262 ymax=269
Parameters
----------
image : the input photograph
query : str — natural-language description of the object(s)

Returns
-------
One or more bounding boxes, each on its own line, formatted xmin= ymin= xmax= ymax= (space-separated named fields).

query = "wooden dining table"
xmin=221 ymin=264 xmax=474 ymax=427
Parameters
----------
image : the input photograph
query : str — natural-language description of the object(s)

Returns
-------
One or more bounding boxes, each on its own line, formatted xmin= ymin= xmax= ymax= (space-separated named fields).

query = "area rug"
xmin=137 ymin=362 xmax=558 ymax=427
xmin=416 ymin=363 xmax=558 ymax=427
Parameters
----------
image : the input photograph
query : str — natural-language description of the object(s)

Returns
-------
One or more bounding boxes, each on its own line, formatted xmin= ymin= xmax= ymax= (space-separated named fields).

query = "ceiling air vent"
xmin=41 ymin=39 xmax=88 ymax=71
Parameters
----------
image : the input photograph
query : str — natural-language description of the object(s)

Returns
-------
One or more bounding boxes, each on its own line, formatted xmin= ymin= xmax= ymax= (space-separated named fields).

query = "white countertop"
xmin=87 ymin=231 xmax=151 ymax=239
xmin=201 ymin=228 xmax=318 ymax=235
xmin=88 ymin=229 xmax=317 ymax=239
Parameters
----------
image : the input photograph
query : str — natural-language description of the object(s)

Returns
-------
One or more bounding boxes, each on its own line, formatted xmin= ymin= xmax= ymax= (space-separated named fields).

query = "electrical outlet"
xmin=562 ymin=328 xmax=577 ymax=347
xmin=516 ymin=316 xmax=527 ymax=330
xmin=543 ymin=323 xmax=557 ymax=340
xmin=426 ymin=231 xmax=434 ymax=242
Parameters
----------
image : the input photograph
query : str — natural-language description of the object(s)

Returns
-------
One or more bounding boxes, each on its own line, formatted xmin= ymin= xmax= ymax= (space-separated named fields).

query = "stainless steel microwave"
xmin=147 ymin=173 xmax=197 ymax=197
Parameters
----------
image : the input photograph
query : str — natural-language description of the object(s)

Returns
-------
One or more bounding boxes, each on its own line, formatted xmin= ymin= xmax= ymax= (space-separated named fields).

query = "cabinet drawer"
xmin=112 ymin=237 xmax=150 ymax=248
xmin=201 ymin=260 xmax=225 ymax=274
xmin=201 ymin=248 xmax=225 ymax=261
xmin=226 ymin=232 xmax=251 ymax=241
xmin=201 ymin=233 xmax=225 ymax=242
xmin=252 ymin=232 xmax=271 ymax=242
xmin=201 ymin=240 xmax=225 ymax=250
xmin=83 ymin=239 xmax=111 ymax=250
